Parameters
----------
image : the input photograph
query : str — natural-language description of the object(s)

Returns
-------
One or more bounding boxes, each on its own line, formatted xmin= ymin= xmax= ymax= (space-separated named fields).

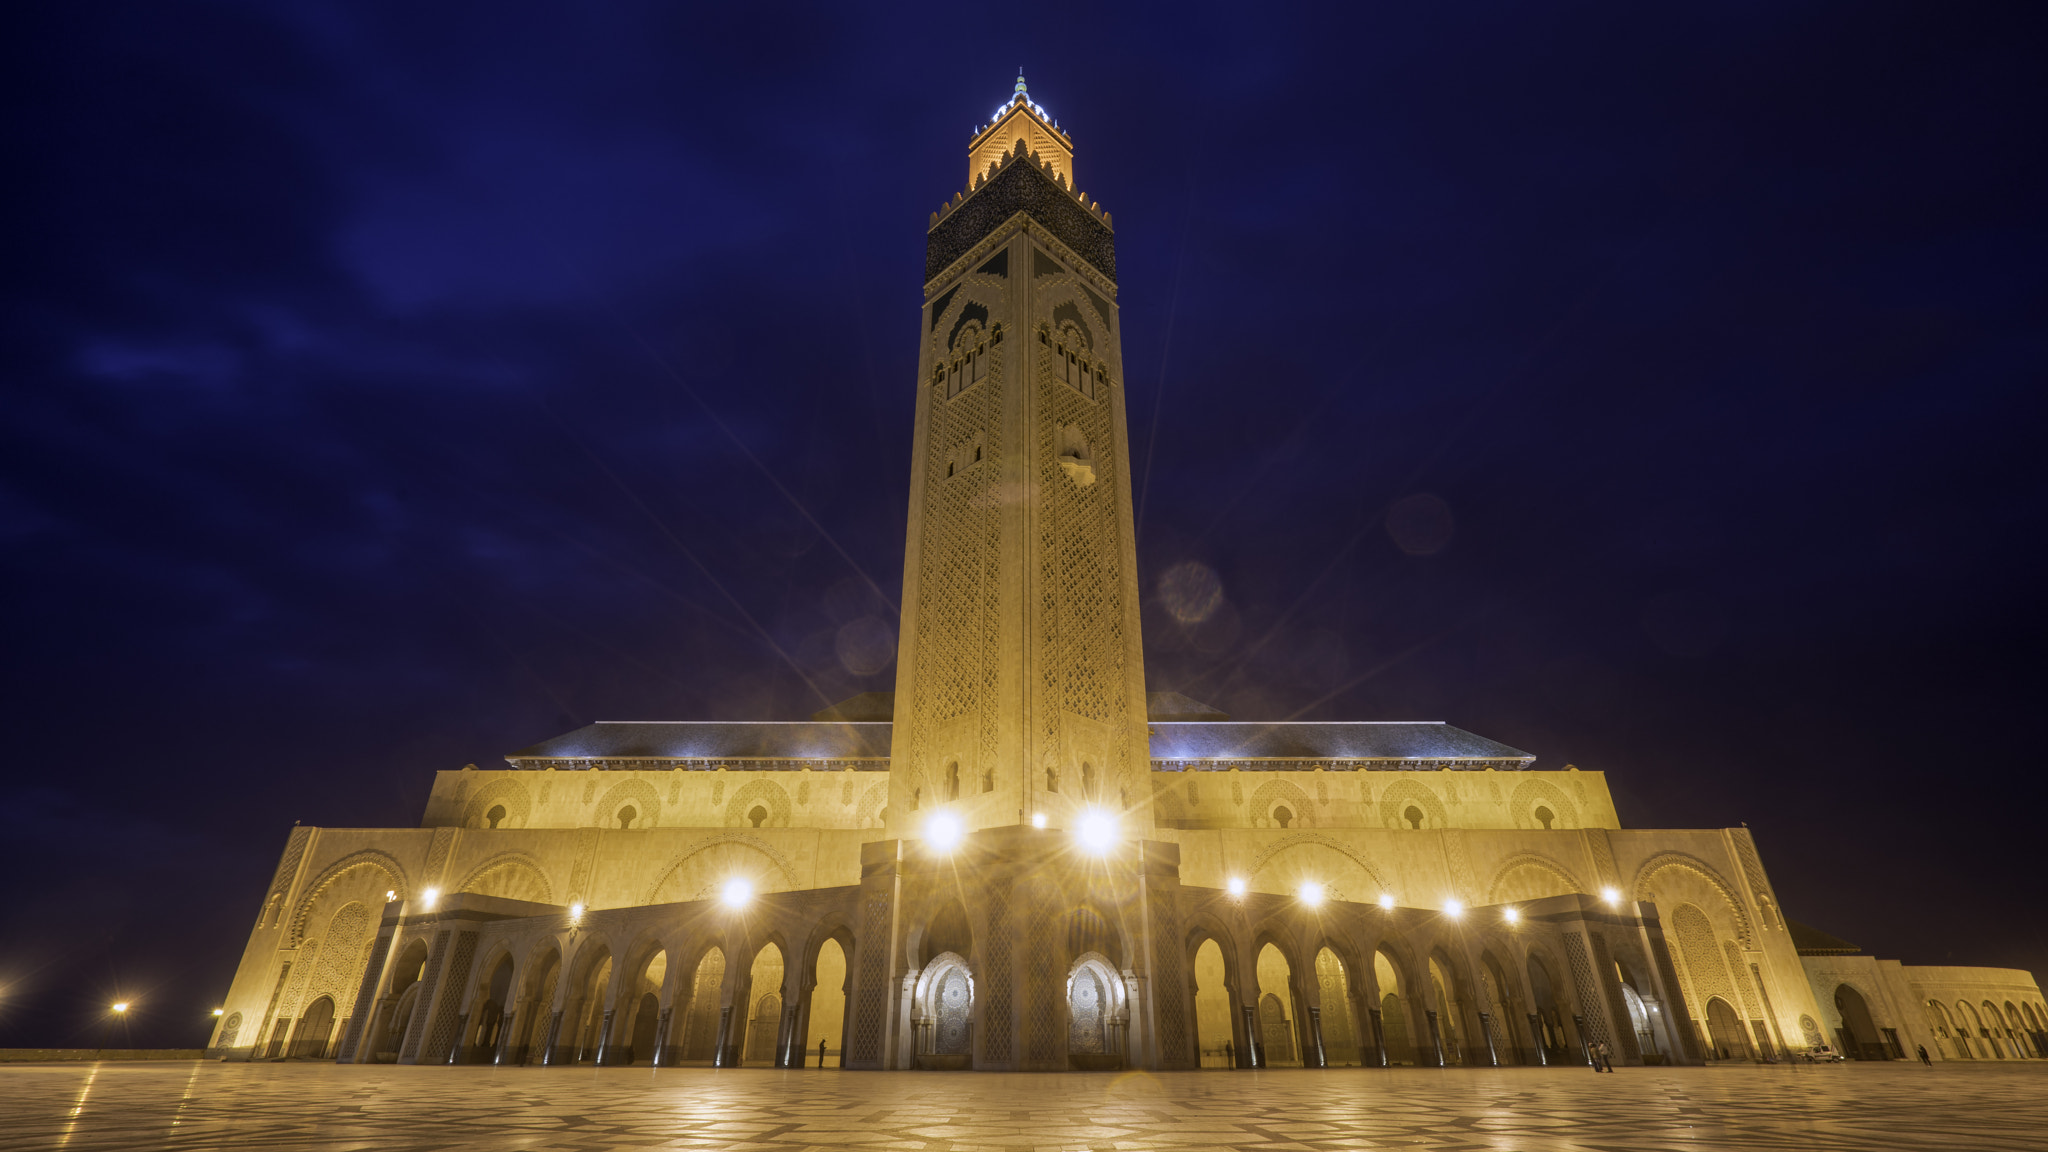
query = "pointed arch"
xmin=453 ymin=852 xmax=556 ymax=905
xmin=724 ymin=779 xmax=792 ymax=828
xmin=1246 ymin=833 xmax=1395 ymax=899
xmin=641 ymin=833 xmax=802 ymax=905
xmin=1377 ymin=779 xmax=1448 ymax=829
xmin=1632 ymin=852 xmax=1755 ymax=948
xmin=1507 ymin=777 xmax=1580 ymax=829
xmin=1487 ymin=852 xmax=1586 ymax=904
xmin=461 ymin=777 xmax=532 ymax=829
xmin=595 ymin=778 xmax=661 ymax=829
xmin=286 ymin=850 xmax=407 ymax=946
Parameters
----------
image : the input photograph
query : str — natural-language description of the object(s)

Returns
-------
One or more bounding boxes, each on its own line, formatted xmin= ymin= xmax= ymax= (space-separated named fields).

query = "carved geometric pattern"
xmin=1588 ymin=933 xmax=1641 ymax=1062
xmin=926 ymin=152 xmax=1116 ymax=284
xmin=309 ymin=903 xmax=373 ymax=1009
xmin=265 ymin=826 xmax=313 ymax=907
xmin=423 ymin=828 xmax=456 ymax=888
xmin=1486 ymin=853 xmax=1587 ymax=903
xmin=1587 ymin=833 xmax=1620 ymax=891
xmin=856 ymin=784 xmax=887 ymax=828
xmin=1377 ymin=779 xmax=1447 ymax=828
xmin=277 ymin=939 xmax=319 ymax=1023
xmin=1149 ymin=887 xmax=1190 ymax=1068
xmin=1561 ymin=933 xmax=1609 ymax=1049
xmin=400 ymin=930 xmax=453 ymax=1062
xmin=1672 ymin=904 xmax=1736 ymax=1009
xmin=981 ymin=879 xmax=1013 ymax=1066
xmin=723 ymin=779 xmax=791 ymax=828
xmin=848 ymin=894 xmax=891 ymax=1065
xmin=639 ymin=834 xmax=802 ymax=905
xmin=453 ymin=853 xmax=555 ymax=904
xmin=288 ymin=850 xmax=407 ymax=947
xmin=1729 ymin=828 xmax=1782 ymax=929
xmin=1509 ymin=777 xmax=1580 ymax=829
xmin=1035 ymin=301 xmax=1127 ymax=796
xmin=1023 ymin=885 xmax=1060 ymax=1066
xmin=337 ymin=932 xmax=392 ymax=1063
xmin=1247 ymin=779 xmax=1315 ymax=827
xmin=902 ymin=294 xmax=1004 ymax=819
xmin=1725 ymin=941 xmax=1762 ymax=1016
xmin=461 ymin=777 xmax=532 ymax=829
xmin=595 ymin=778 xmax=661 ymax=829
xmin=1245 ymin=833 xmax=1394 ymax=897
xmin=422 ymin=931 xmax=479 ymax=1064
xmin=1631 ymin=852 xmax=1755 ymax=948
xmin=1443 ymin=831 xmax=1480 ymax=903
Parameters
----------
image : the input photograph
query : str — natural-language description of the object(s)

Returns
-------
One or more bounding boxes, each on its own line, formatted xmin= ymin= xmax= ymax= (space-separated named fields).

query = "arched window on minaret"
xmin=1046 ymin=767 xmax=1059 ymax=793
xmin=945 ymin=762 xmax=960 ymax=802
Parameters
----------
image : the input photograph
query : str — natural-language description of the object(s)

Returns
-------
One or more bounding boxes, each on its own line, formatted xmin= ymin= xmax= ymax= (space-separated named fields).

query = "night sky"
xmin=5 ymin=3 xmax=2045 ymax=1049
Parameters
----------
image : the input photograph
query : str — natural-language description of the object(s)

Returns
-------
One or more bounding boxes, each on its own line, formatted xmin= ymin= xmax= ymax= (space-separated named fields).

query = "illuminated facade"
xmin=208 ymin=78 xmax=2046 ymax=1072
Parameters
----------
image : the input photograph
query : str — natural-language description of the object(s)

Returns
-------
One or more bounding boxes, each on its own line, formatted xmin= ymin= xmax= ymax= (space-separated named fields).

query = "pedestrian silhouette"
xmin=1916 ymin=1044 xmax=1930 ymax=1066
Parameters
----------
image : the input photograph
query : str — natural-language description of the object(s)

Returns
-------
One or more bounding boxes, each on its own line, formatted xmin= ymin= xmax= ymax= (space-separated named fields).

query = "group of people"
xmin=1589 ymin=1040 xmax=1616 ymax=1071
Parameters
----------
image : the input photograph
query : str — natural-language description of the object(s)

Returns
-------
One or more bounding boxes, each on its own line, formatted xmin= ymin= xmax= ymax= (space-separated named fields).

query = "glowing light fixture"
xmin=1503 ymin=907 xmax=1520 ymax=924
xmin=1226 ymin=876 xmax=1247 ymax=897
xmin=1299 ymin=882 xmax=1325 ymax=908
xmin=212 ymin=1008 xmax=224 ymax=1017
xmin=111 ymin=1002 xmax=129 ymax=1014
xmin=721 ymin=878 xmax=754 ymax=908
xmin=924 ymin=811 xmax=963 ymax=852
xmin=1075 ymin=808 xmax=1118 ymax=855
xmin=1379 ymin=893 xmax=1396 ymax=910
xmin=385 ymin=890 xmax=397 ymax=902
xmin=1444 ymin=898 xmax=1464 ymax=918
xmin=1601 ymin=887 xmax=1622 ymax=906
xmin=1031 ymin=812 xmax=1046 ymax=829
xmin=421 ymin=887 xmax=439 ymax=909
xmin=568 ymin=902 xmax=586 ymax=924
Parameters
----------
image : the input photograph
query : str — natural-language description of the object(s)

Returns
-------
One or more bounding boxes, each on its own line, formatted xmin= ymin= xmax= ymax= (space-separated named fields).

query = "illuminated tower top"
xmin=967 ymin=72 xmax=1074 ymax=188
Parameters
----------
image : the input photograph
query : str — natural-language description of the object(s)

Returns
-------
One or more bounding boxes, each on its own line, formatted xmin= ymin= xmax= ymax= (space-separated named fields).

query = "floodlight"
xmin=111 ymin=1002 xmax=129 ymax=1013
xmin=421 ymin=887 xmax=439 ymax=909
xmin=1601 ymin=887 xmax=1621 ymax=906
xmin=1299 ymin=882 xmax=1325 ymax=908
xmin=569 ymin=902 xmax=586 ymax=924
xmin=1444 ymin=899 xmax=1464 ymax=918
xmin=212 ymin=1008 xmax=224 ymax=1017
xmin=1226 ymin=876 xmax=1247 ymax=897
xmin=1379 ymin=893 xmax=1396 ymax=910
xmin=1031 ymin=812 xmax=1047 ymax=829
xmin=1503 ymin=907 xmax=1520 ymax=924
xmin=924 ymin=811 xmax=963 ymax=852
xmin=1075 ymin=808 xmax=1118 ymax=855
xmin=721 ymin=878 xmax=754 ymax=908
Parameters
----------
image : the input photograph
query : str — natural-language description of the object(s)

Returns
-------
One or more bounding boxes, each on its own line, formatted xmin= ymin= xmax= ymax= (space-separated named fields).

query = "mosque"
xmin=207 ymin=78 xmax=2045 ymax=1072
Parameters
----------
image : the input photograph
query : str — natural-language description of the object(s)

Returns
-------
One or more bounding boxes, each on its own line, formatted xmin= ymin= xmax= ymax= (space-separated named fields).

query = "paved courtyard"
xmin=7 ymin=1061 xmax=2045 ymax=1151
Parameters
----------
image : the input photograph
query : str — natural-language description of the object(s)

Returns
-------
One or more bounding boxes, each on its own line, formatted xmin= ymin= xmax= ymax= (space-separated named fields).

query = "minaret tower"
xmin=886 ymin=76 xmax=1150 ymax=840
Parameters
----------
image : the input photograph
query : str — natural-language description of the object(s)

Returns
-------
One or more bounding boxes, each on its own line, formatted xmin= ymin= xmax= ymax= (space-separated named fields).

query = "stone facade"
xmin=207 ymin=78 xmax=2040 ymax=1072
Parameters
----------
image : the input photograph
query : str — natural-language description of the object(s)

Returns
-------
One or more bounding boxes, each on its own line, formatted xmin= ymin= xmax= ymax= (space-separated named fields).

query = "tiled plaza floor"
xmin=6 ymin=1060 xmax=2045 ymax=1151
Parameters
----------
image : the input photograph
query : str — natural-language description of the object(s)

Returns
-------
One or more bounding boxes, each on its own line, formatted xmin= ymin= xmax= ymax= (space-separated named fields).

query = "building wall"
xmin=1150 ymin=767 xmax=1620 ymax=831
xmin=1905 ymin=965 xmax=2048 ymax=1061
xmin=419 ymin=768 xmax=889 ymax=832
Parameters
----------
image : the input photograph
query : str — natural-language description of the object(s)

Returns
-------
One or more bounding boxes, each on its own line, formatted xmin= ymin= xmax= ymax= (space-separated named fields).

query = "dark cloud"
xmin=2 ymin=1 xmax=2044 ymax=1044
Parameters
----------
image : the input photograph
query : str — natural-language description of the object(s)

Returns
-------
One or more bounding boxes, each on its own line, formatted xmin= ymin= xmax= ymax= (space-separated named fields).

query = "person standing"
xmin=1917 ymin=1044 xmax=1931 ymax=1066
xmin=818 ymin=1038 xmax=828 ymax=1068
